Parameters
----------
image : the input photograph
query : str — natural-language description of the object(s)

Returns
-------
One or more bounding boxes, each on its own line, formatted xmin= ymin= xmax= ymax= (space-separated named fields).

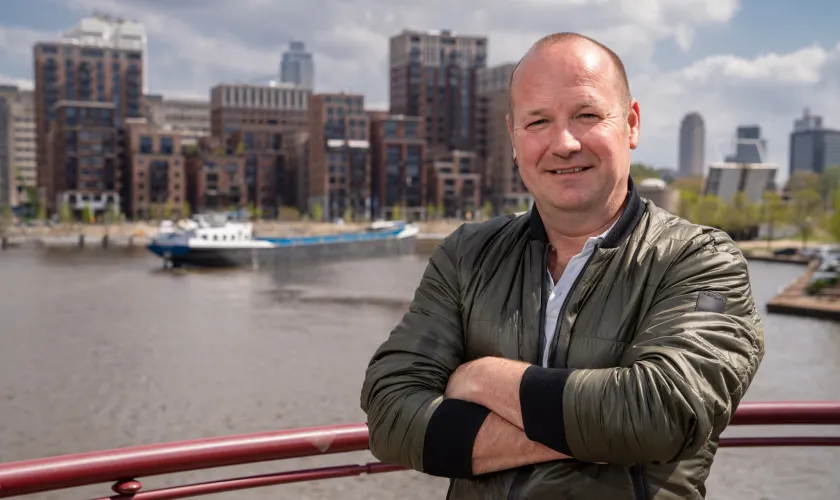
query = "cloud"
xmin=60 ymin=0 xmax=741 ymax=100
xmin=0 ymin=74 xmax=34 ymax=91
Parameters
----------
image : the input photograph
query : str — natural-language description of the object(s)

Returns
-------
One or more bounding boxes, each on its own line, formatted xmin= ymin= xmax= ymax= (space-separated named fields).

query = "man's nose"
xmin=550 ymin=122 xmax=581 ymax=158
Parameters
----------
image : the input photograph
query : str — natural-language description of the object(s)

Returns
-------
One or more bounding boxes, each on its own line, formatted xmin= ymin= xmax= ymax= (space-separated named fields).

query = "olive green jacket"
xmin=360 ymin=181 xmax=764 ymax=499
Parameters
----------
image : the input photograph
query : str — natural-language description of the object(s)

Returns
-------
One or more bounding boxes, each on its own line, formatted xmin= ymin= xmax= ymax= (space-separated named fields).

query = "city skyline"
xmin=3 ymin=0 xmax=840 ymax=183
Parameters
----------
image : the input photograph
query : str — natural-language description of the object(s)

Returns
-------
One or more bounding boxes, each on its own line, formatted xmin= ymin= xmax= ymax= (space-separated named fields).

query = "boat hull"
xmin=146 ymin=227 xmax=418 ymax=268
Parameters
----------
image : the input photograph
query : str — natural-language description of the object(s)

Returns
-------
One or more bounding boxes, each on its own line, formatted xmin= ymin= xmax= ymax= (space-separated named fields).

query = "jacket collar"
xmin=528 ymin=176 xmax=644 ymax=249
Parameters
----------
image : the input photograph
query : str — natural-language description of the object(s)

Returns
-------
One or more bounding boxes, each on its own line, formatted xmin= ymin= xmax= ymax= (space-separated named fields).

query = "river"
xmin=1 ymin=249 xmax=838 ymax=499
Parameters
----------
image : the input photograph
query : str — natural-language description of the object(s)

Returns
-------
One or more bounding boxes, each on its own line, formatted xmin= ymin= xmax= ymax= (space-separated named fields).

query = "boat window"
xmin=202 ymin=234 xmax=208 ymax=240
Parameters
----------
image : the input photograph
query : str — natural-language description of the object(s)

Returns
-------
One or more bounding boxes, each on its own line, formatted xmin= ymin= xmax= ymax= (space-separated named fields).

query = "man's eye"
xmin=579 ymin=113 xmax=599 ymax=119
xmin=528 ymin=119 xmax=548 ymax=127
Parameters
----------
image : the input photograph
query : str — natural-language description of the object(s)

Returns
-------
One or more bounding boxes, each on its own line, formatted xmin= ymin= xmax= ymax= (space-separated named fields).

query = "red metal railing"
xmin=0 ymin=401 xmax=839 ymax=499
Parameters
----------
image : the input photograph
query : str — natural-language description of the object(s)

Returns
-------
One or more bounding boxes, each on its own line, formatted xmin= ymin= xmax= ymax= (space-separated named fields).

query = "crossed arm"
xmin=361 ymin=229 xmax=764 ymax=478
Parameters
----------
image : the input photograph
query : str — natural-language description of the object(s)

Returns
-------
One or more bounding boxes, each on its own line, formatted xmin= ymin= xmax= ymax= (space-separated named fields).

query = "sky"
xmin=3 ymin=0 xmax=840 ymax=184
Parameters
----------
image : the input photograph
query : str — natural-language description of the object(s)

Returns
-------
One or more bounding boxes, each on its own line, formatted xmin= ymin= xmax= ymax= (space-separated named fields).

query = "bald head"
xmin=508 ymin=32 xmax=631 ymax=121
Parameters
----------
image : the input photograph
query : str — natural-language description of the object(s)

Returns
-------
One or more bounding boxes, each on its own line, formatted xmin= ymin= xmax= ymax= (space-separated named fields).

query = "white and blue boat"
xmin=146 ymin=214 xmax=419 ymax=268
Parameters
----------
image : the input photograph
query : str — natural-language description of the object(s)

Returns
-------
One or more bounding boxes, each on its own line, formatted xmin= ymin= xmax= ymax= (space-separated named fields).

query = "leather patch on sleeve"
xmin=696 ymin=291 xmax=726 ymax=313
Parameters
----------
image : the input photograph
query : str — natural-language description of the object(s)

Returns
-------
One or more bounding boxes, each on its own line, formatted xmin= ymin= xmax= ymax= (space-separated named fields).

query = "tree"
xmin=720 ymin=192 xmax=759 ymax=240
xmin=481 ymin=201 xmax=494 ymax=220
xmin=518 ymin=200 xmax=530 ymax=213
xmin=163 ymin=200 xmax=173 ymax=220
xmin=58 ymin=201 xmax=73 ymax=224
xmin=790 ymin=188 xmax=823 ymax=248
xmin=0 ymin=203 xmax=12 ymax=235
xmin=342 ymin=206 xmax=354 ymax=222
xmin=310 ymin=202 xmax=323 ymax=222
xmin=629 ymin=162 xmax=660 ymax=181
xmin=829 ymin=188 xmax=840 ymax=242
xmin=671 ymin=176 xmax=704 ymax=195
xmin=786 ymin=171 xmax=821 ymax=194
xmin=759 ymin=191 xmax=790 ymax=249
xmin=181 ymin=201 xmax=192 ymax=219
xmin=693 ymin=195 xmax=727 ymax=228
xmin=391 ymin=205 xmax=402 ymax=221
xmin=820 ymin=166 xmax=840 ymax=210
xmin=677 ymin=189 xmax=700 ymax=221
xmin=426 ymin=203 xmax=437 ymax=221
xmin=80 ymin=206 xmax=94 ymax=224
xmin=437 ymin=202 xmax=445 ymax=218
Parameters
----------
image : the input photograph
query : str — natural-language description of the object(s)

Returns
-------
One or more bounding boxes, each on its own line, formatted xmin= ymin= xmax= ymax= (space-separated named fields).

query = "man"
xmin=360 ymin=32 xmax=764 ymax=500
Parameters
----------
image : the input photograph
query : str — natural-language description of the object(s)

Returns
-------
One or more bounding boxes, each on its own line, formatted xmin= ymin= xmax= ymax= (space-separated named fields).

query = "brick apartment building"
xmin=34 ymin=41 xmax=144 ymax=213
xmin=210 ymin=83 xmax=310 ymax=140
xmin=475 ymin=63 xmax=530 ymax=212
xmin=369 ymin=112 xmax=426 ymax=219
xmin=185 ymin=137 xmax=247 ymax=214
xmin=49 ymin=100 xmax=121 ymax=215
xmin=426 ymin=149 xmax=482 ymax=218
xmin=308 ymin=93 xmax=370 ymax=220
xmin=227 ymin=130 xmax=288 ymax=216
xmin=123 ymin=120 xmax=186 ymax=219
xmin=389 ymin=29 xmax=487 ymax=153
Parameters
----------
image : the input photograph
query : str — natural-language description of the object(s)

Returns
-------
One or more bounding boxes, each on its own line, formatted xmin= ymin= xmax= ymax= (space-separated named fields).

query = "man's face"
xmin=507 ymin=41 xmax=640 ymax=214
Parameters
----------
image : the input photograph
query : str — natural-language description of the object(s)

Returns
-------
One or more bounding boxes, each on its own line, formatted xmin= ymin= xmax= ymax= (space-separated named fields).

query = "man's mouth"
xmin=549 ymin=166 xmax=592 ymax=175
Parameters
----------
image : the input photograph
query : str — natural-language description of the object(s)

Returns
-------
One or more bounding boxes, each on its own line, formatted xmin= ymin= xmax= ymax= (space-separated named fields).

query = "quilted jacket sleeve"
xmin=360 ymin=226 xmax=491 ymax=477
xmin=523 ymin=229 xmax=764 ymax=465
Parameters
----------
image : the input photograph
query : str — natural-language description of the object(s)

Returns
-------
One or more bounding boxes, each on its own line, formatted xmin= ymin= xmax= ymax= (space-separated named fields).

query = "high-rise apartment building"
xmin=308 ymin=93 xmax=370 ymax=220
xmin=280 ymin=41 xmax=315 ymax=91
xmin=62 ymin=13 xmax=148 ymax=93
xmin=678 ymin=112 xmax=704 ymax=177
xmin=475 ymin=63 xmax=529 ymax=211
xmin=389 ymin=29 xmax=487 ymax=152
xmin=789 ymin=108 xmax=840 ymax=175
xmin=34 ymin=39 xmax=144 ymax=212
xmin=50 ymin=100 xmax=121 ymax=214
xmin=725 ymin=125 xmax=767 ymax=164
xmin=0 ymin=87 xmax=36 ymax=207
xmin=794 ymin=108 xmax=823 ymax=132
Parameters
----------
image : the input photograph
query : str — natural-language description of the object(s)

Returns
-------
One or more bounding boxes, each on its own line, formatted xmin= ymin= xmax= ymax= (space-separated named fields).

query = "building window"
xmin=139 ymin=136 xmax=153 ymax=154
xmin=160 ymin=136 xmax=174 ymax=155
xmin=384 ymin=121 xmax=398 ymax=137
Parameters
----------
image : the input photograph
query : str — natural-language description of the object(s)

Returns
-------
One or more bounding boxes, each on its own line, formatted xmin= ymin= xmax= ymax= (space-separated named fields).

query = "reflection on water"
xmin=0 ymin=251 xmax=838 ymax=499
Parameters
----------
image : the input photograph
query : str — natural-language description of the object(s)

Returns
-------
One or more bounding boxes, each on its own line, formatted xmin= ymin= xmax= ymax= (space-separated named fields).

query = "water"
xmin=0 ymin=250 xmax=838 ymax=499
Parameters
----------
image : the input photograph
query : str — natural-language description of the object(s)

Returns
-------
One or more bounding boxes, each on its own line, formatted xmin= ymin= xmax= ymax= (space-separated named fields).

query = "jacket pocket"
xmin=629 ymin=464 xmax=648 ymax=500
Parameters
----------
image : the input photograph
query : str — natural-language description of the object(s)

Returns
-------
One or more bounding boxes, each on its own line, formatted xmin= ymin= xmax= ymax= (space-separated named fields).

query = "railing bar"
xmin=719 ymin=436 xmax=840 ymax=447
xmin=77 ymin=437 xmax=840 ymax=500
xmin=85 ymin=463 xmax=408 ymax=500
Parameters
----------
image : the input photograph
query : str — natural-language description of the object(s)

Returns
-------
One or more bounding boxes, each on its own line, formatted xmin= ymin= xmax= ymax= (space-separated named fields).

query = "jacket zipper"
xmin=507 ymin=245 xmax=549 ymax=500
xmin=545 ymin=243 xmax=600 ymax=367
xmin=630 ymin=464 xmax=648 ymax=500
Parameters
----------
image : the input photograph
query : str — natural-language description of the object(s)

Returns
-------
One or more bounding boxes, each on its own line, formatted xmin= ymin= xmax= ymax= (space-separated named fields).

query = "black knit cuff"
xmin=422 ymin=398 xmax=491 ymax=478
xmin=520 ymin=366 xmax=575 ymax=455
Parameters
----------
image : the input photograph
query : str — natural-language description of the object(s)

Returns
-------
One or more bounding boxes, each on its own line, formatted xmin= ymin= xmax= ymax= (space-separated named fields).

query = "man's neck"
xmin=539 ymin=195 xmax=626 ymax=263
